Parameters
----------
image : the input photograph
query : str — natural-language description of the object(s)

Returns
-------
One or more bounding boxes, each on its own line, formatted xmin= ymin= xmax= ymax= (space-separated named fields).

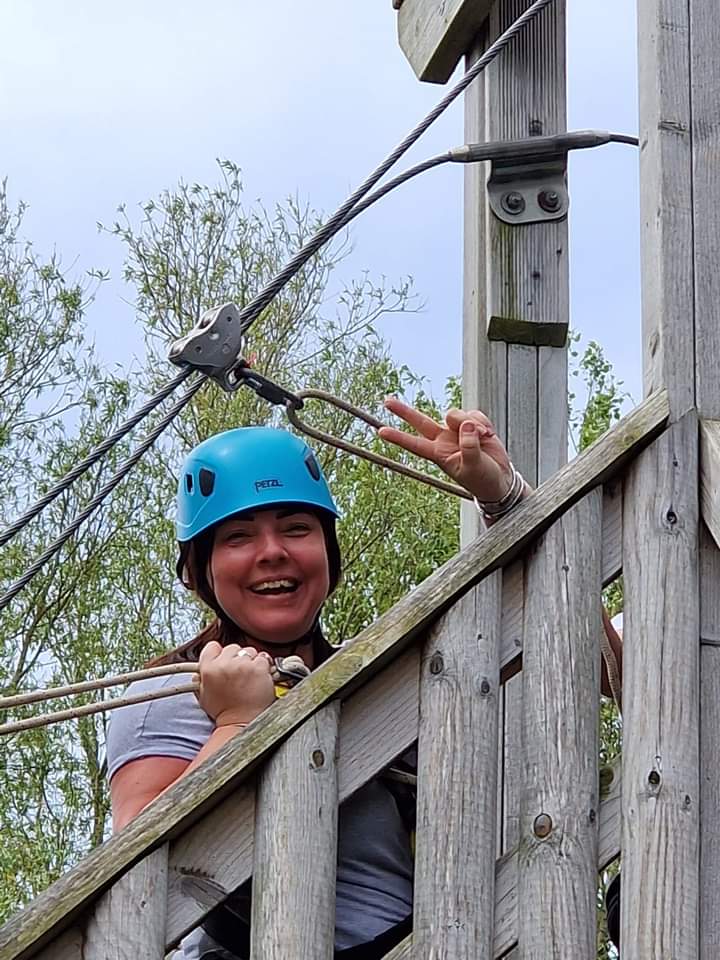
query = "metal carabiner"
xmin=285 ymin=389 xmax=472 ymax=500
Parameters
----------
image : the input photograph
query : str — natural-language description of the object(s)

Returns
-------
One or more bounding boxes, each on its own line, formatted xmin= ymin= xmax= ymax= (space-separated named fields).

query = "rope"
xmin=0 ymin=377 xmax=205 ymax=614
xmin=0 ymin=656 xmax=310 ymax=736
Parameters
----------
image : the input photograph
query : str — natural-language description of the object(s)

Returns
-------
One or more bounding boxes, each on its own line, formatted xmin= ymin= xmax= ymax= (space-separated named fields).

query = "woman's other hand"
xmin=198 ymin=642 xmax=276 ymax=727
xmin=379 ymin=397 xmax=514 ymax=504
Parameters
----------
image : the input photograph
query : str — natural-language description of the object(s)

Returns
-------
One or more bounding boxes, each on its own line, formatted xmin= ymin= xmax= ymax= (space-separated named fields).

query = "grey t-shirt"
xmin=106 ymin=673 xmax=413 ymax=954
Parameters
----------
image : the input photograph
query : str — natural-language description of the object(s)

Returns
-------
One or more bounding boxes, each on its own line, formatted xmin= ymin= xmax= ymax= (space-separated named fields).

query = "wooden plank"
xmin=34 ymin=930 xmax=83 ymax=960
xmin=251 ymin=703 xmax=340 ymax=959
xmin=700 ymin=420 xmax=720 ymax=550
xmin=378 ymin=755 xmax=622 ymax=960
xmin=397 ymin=0 xmax=493 ymax=83
xmin=621 ymin=417 xmax=700 ymax=958
xmin=461 ymin=27 xmax=506 ymax=549
xmin=499 ymin=482 xmax=623 ymax=684
xmin=413 ymin=576 xmax=502 ymax=958
xmin=538 ymin=345 xmax=568 ymax=481
xmin=484 ymin=0 xmax=569 ymax=350
xmin=507 ymin=344 xmax=538 ymax=480
xmin=517 ymin=491 xmax=601 ymax=958
xmin=0 ymin=390 xmax=668 ymax=960
xmin=638 ymin=0 xmax=693 ymax=416
xmin=690 ymin=0 xmax=720 ymax=419
xmin=166 ymin=782 xmax=255 ymax=947
xmin=601 ymin=480 xmax=623 ymax=584
xmin=700 ymin=522 xmax=720 ymax=957
xmin=166 ymin=651 xmax=419 ymax=949
xmin=84 ymin=845 xmax=168 ymax=959
xmin=337 ymin=648 xmax=419 ymax=800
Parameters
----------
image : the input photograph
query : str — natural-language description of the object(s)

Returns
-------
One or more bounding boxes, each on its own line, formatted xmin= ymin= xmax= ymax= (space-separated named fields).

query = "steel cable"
xmin=0 ymin=0 xmax=553 ymax=561
xmin=0 ymin=367 xmax=193 ymax=550
xmin=232 ymin=0 xmax=556 ymax=333
xmin=0 ymin=376 xmax=205 ymax=614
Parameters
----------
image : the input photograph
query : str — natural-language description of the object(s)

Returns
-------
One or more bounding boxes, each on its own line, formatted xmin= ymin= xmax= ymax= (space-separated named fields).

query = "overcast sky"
xmin=1 ymin=1 xmax=640 ymax=410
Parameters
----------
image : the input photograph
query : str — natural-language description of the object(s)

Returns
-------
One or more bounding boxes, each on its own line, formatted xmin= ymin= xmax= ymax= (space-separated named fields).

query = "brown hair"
xmin=146 ymin=510 xmax=341 ymax=668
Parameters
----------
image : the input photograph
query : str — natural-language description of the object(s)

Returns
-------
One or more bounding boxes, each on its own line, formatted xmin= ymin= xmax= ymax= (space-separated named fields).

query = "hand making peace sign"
xmin=378 ymin=397 xmax=517 ymax=505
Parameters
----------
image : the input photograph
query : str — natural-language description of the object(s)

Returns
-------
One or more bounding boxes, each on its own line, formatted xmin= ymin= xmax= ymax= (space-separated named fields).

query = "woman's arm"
xmin=380 ymin=397 xmax=624 ymax=695
xmin=110 ymin=723 xmax=244 ymax=831
xmin=110 ymin=642 xmax=276 ymax=831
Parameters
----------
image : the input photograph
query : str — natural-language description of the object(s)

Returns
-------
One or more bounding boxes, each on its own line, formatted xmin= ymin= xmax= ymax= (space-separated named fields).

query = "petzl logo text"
xmin=255 ymin=478 xmax=284 ymax=492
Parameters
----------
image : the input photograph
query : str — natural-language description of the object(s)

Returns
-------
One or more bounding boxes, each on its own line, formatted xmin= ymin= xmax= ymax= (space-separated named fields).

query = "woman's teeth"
xmin=250 ymin=579 xmax=298 ymax=594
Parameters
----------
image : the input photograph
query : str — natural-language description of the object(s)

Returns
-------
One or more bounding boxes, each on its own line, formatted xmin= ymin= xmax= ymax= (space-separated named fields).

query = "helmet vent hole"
xmin=305 ymin=453 xmax=321 ymax=481
xmin=199 ymin=468 xmax=215 ymax=497
xmin=185 ymin=473 xmax=193 ymax=493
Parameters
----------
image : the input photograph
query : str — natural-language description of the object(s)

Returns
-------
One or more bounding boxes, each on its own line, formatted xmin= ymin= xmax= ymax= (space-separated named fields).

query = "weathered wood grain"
xmin=397 ymin=0 xmax=493 ymax=83
xmin=337 ymin=648 xmax=419 ymax=800
xmin=621 ymin=417 xmax=700 ymax=958
xmin=0 ymin=391 xmax=667 ymax=960
xmin=689 ymin=0 xmax=720 ymax=419
xmin=165 ymin=651 xmax=419 ymax=949
xmin=484 ymin=0 xmax=568 ymax=349
xmin=461 ymin=26 xmax=505 ymax=549
xmin=638 ymin=0 xmax=694 ymax=416
xmin=373 ymin=753 xmax=622 ymax=960
xmin=538 ymin=345 xmax=569 ymax=482
xmin=34 ymin=929 xmax=83 ymax=960
xmin=413 ymin=576 xmax=502 ymax=958
xmin=84 ymin=844 xmax=168 ymax=959
xmin=166 ymin=782 xmax=255 ymax=947
xmin=700 ymin=522 xmax=720 ymax=957
xmin=251 ymin=703 xmax=340 ymax=959
xmin=517 ymin=491 xmax=601 ymax=959
xmin=700 ymin=420 xmax=720 ymax=551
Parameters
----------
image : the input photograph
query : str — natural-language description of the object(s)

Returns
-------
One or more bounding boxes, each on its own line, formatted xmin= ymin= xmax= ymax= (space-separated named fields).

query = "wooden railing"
xmin=0 ymin=390 xmax=671 ymax=960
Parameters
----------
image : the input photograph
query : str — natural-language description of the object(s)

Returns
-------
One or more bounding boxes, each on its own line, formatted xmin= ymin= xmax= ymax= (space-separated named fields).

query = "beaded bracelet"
xmin=474 ymin=463 xmax=526 ymax=522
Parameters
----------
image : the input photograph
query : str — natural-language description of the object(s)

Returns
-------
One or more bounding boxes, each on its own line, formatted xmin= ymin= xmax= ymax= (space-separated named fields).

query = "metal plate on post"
xmin=487 ymin=157 xmax=568 ymax=226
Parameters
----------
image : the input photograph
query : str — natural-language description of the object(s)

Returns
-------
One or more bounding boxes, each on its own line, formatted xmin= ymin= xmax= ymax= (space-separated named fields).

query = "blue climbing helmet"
xmin=176 ymin=426 xmax=339 ymax=542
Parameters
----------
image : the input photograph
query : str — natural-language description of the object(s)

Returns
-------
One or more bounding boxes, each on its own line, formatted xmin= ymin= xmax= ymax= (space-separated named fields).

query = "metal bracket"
xmin=487 ymin=152 xmax=568 ymax=226
xmin=168 ymin=302 xmax=245 ymax=389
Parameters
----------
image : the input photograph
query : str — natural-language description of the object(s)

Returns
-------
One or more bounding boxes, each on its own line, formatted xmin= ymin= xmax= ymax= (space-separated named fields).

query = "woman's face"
xmin=208 ymin=507 xmax=330 ymax=645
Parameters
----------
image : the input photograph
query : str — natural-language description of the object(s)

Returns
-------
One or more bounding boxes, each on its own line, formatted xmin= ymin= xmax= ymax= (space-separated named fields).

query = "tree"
xmin=0 ymin=164 xmax=461 ymax=919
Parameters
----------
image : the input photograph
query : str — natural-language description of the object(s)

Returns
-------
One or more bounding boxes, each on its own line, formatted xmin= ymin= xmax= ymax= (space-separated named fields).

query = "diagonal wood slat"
xmin=0 ymin=390 xmax=666 ymax=960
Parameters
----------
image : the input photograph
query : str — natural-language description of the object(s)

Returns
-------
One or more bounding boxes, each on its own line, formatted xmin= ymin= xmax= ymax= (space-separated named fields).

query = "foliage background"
xmin=0 ymin=171 xmax=625 ymax=960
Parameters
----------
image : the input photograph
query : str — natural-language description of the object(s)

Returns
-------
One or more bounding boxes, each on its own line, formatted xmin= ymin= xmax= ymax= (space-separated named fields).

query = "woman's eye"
xmin=286 ymin=524 xmax=310 ymax=535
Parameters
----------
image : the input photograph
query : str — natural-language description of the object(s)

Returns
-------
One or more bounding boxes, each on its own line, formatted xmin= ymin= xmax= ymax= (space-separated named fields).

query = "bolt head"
xmin=538 ymin=189 xmax=562 ymax=213
xmin=501 ymin=191 xmax=526 ymax=215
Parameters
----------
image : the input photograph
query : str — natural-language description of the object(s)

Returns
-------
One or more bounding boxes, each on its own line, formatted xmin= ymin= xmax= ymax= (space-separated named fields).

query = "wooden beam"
xmin=0 ymin=390 xmax=667 ymax=960
xmin=397 ymin=0 xmax=493 ymax=83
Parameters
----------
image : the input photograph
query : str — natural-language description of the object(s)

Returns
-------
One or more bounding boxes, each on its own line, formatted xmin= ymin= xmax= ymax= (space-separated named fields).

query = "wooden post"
xmin=689 ymin=0 xmax=720 ymax=955
xmin=620 ymin=0 xmax=707 ymax=954
xmin=84 ymin=845 xmax=169 ymax=959
xmin=413 ymin=576 xmax=502 ymax=958
xmin=461 ymin=0 xmax=569 ymax=860
xmin=251 ymin=703 xmax=340 ymax=959
xmin=517 ymin=491 xmax=601 ymax=959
